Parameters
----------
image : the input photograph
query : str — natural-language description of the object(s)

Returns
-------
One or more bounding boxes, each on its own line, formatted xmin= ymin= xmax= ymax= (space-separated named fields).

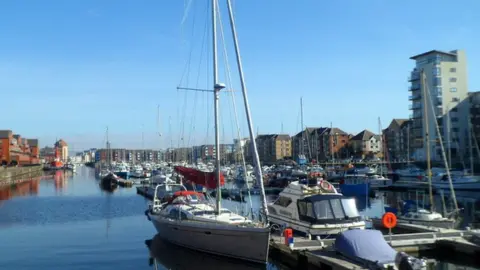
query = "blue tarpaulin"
xmin=335 ymin=229 xmax=396 ymax=265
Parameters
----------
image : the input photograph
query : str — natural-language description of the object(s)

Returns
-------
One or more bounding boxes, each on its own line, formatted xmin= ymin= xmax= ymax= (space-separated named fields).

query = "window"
xmin=451 ymin=117 xmax=459 ymax=122
xmin=433 ymin=77 xmax=442 ymax=86
xmin=433 ymin=67 xmax=441 ymax=76
xmin=274 ymin=196 xmax=292 ymax=207
xmin=330 ymin=199 xmax=345 ymax=218
xmin=452 ymin=128 xmax=459 ymax=132
xmin=452 ymin=107 xmax=458 ymax=112
xmin=452 ymin=97 xmax=459 ymax=102
xmin=298 ymin=201 xmax=307 ymax=216
xmin=306 ymin=202 xmax=315 ymax=218
xmin=450 ymin=67 xmax=456 ymax=72
xmin=314 ymin=200 xmax=334 ymax=219
xmin=341 ymin=199 xmax=360 ymax=218
xmin=450 ymin=87 xmax=457 ymax=92
xmin=450 ymin=78 xmax=457 ymax=82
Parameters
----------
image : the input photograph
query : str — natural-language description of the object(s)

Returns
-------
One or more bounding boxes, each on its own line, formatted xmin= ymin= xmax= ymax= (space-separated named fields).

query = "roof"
xmin=324 ymin=127 xmax=348 ymax=136
xmin=410 ymin=50 xmax=457 ymax=60
xmin=294 ymin=127 xmax=321 ymax=138
xmin=385 ymin=118 xmax=409 ymax=131
xmin=351 ymin=129 xmax=376 ymax=141
xmin=55 ymin=139 xmax=68 ymax=147
xmin=0 ymin=130 xmax=12 ymax=139
xmin=274 ymin=134 xmax=291 ymax=140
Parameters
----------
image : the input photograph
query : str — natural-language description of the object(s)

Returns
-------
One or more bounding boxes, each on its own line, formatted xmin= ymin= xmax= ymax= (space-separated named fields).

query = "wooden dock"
xmin=269 ymin=225 xmax=480 ymax=269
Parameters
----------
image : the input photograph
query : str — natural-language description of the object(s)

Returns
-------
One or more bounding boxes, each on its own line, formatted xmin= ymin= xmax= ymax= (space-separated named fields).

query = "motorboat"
xmin=145 ymin=183 xmax=270 ymax=264
xmin=131 ymin=165 xmax=145 ymax=178
xmin=268 ymin=180 xmax=365 ymax=237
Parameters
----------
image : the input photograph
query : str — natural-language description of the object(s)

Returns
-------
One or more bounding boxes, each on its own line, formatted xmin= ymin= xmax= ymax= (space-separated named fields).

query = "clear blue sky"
xmin=1 ymin=0 xmax=479 ymax=151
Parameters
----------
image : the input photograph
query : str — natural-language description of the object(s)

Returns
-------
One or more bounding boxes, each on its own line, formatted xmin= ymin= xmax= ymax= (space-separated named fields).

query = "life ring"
xmin=382 ymin=212 xmax=397 ymax=229
xmin=319 ymin=180 xmax=332 ymax=191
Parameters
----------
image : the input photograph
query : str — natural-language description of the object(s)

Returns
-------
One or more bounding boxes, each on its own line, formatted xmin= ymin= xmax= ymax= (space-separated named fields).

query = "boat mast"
xmin=212 ymin=0 xmax=223 ymax=215
xmin=226 ymin=0 xmax=269 ymax=221
xmin=300 ymin=97 xmax=304 ymax=158
xmin=421 ymin=70 xmax=434 ymax=211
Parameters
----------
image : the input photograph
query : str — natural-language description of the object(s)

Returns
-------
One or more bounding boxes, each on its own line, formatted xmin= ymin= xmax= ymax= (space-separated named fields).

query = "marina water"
xmin=0 ymin=167 xmax=478 ymax=269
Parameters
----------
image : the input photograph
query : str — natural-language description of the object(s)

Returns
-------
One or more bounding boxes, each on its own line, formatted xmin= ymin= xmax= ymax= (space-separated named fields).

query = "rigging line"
xmin=187 ymin=2 xmax=210 ymax=148
xmin=217 ymin=3 xmax=254 ymax=213
xmin=424 ymin=73 xmax=459 ymax=212
xmin=178 ymin=0 xmax=198 ymax=87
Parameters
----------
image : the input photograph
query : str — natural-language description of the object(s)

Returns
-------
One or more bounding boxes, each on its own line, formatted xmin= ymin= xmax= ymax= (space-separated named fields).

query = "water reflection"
xmin=0 ymin=176 xmax=41 ymax=201
xmin=146 ymin=234 xmax=283 ymax=270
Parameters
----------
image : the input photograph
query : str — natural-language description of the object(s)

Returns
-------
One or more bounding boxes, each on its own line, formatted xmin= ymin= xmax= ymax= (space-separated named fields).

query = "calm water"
xmin=0 ymin=167 xmax=478 ymax=269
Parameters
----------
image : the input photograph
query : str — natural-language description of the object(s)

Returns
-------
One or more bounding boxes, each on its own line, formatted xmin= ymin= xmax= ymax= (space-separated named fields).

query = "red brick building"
xmin=0 ymin=130 xmax=40 ymax=165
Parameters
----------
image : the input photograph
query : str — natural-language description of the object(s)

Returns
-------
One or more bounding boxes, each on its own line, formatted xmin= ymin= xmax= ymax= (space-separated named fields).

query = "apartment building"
xmin=255 ymin=134 xmax=291 ymax=163
xmin=383 ymin=119 xmax=408 ymax=160
xmin=350 ymin=130 xmax=382 ymax=158
xmin=408 ymin=50 xmax=469 ymax=161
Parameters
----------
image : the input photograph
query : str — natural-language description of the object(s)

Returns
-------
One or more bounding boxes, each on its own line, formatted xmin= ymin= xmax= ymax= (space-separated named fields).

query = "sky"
xmin=1 ymin=0 xmax=479 ymax=151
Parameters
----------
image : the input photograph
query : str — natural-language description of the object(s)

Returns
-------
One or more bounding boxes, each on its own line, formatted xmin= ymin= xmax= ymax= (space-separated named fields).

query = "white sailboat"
xmin=145 ymin=0 xmax=270 ymax=264
xmin=396 ymin=70 xmax=458 ymax=229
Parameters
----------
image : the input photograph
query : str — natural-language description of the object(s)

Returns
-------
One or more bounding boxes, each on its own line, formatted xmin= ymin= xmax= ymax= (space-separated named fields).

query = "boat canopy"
xmin=168 ymin=190 xmax=206 ymax=204
xmin=297 ymin=195 xmax=361 ymax=224
xmin=174 ymin=166 xmax=225 ymax=189
xmin=335 ymin=229 xmax=397 ymax=265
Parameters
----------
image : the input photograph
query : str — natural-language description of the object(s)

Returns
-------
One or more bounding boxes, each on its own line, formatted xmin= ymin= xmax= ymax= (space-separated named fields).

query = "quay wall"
xmin=0 ymin=165 xmax=43 ymax=183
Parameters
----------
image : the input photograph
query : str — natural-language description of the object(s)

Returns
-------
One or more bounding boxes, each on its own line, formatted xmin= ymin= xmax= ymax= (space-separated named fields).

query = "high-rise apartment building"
xmin=409 ymin=50 xmax=469 ymax=161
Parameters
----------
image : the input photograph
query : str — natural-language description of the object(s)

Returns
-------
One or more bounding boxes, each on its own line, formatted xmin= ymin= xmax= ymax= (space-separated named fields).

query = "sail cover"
xmin=335 ymin=229 xmax=396 ymax=265
xmin=174 ymin=166 xmax=225 ymax=189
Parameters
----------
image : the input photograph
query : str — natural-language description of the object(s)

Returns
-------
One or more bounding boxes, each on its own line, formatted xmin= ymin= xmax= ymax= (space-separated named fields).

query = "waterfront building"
xmin=408 ymin=50 xmax=469 ymax=161
xmin=255 ymin=134 xmax=291 ymax=163
xmin=0 ymin=130 xmax=40 ymax=165
xmin=383 ymin=119 xmax=409 ymax=160
xmin=350 ymin=130 xmax=382 ymax=159
xmin=54 ymin=139 xmax=69 ymax=162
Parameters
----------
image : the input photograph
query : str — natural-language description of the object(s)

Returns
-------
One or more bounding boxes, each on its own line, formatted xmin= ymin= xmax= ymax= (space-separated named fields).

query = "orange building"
xmin=0 ymin=130 xmax=40 ymax=165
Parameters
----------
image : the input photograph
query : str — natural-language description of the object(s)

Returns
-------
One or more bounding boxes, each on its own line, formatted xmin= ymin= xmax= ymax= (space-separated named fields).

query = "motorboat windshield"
xmin=298 ymin=195 xmax=361 ymax=223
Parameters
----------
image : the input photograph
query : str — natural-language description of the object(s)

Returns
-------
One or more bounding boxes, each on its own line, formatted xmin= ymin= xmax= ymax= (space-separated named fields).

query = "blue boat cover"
xmin=335 ymin=229 xmax=396 ymax=264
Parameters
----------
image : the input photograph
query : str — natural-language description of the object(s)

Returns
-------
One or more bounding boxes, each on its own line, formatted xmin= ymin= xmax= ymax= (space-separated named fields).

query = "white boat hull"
xmin=432 ymin=181 xmax=480 ymax=190
xmin=269 ymin=214 xmax=365 ymax=236
xmin=149 ymin=214 xmax=270 ymax=263
xmin=397 ymin=218 xmax=455 ymax=229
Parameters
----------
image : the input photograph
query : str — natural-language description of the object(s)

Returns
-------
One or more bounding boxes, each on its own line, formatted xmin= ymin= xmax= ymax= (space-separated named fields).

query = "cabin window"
xmin=169 ymin=209 xmax=180 ymax=219
xmin=314 ymin=201 xmax=334 ymax=219
xmin=298 ymin=201 xmax=307 ymax=216
xmin=341 ymin=198 xmax=360 ymax=218
xmin=180 ymin=211 xmax=188 ymax=220
xmin=330 ymin=199 xmax=345 ymax=218
xmin=274 ymin=196 xmax=292 ymax=207
xmin=306 ymin=203 xmax=315 ymax=218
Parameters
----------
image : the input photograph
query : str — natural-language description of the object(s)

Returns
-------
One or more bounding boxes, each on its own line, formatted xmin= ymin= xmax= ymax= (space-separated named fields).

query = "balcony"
xmin=408 ymin=94 xmax=421 ymax=101
xmin=409 ymin=104 xmax=422 ymax=110
xmin=410 ymin=112 xmax=422 ymax=119
xmin=408 ymin=71 xmax=420 ymax=81
xmin=409 ymin=84 xmax=421 ymax=91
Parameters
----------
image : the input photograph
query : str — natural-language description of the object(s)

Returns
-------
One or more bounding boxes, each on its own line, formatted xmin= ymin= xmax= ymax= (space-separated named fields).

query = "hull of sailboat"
xmin=397 ymin=218 xmax=456 ymax=229
xmin=432 ymin=181 xmax=480 ymax=190
xmin=269 ymin=214 xmax=365 ymax=236
xmin=149 ymin=215 xmax=270 ymax=264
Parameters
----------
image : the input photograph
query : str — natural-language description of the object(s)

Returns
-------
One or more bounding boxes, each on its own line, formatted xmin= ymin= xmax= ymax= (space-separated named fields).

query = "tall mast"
xmin=330 ymin=122 xmax=334 ymax=164
xmin=106 ymin=126 xmax=110 ymax=168
xmin=421 ymin=70 xmax=434 ymax=211
xmin=226 ymin=0 xmax=269 ymax=220
xmin=212 ymin=0 xmax=223 ymax=215
xmin=468 ymin=116 xmax=474 ymax=174
xmin=300 ymin=97 xmax=304 ymax=156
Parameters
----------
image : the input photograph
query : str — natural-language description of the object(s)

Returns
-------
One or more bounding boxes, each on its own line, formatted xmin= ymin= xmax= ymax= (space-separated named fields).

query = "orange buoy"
xmin=382 ymin=212 xmax=397 ymax=229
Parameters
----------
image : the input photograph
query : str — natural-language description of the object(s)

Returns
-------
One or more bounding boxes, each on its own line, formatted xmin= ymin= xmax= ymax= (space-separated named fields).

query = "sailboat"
xmin=101 ymin=127 xmax=119 ymax=188
xmin=395 ymin=70 xmax=457 ymax=229
xmin=145 ymin=0 xmax=270 ymax=264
